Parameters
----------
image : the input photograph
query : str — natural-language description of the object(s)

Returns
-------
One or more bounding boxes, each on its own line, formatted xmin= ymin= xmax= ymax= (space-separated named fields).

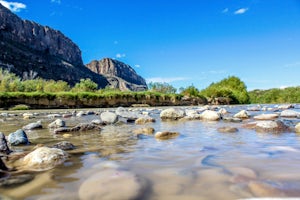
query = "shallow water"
xmin=1 ymin=105 xmax=300 ymax=200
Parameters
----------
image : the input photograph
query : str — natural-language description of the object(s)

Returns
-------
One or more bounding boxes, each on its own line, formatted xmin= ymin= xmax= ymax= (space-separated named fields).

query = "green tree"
xmin=72 ymin=78 xmax=98 ymax=92
xmin=180 ymin=85 xmax=200 ymax=97
xmin=148 ymin=82 xmax=177 ymax=94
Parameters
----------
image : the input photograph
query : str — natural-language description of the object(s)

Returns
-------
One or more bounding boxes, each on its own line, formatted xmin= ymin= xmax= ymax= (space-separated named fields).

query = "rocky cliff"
xmin=0 ymin=3 xmax=108 ymax=86
xmin=86 ymin=58 xmax=147 ymax=91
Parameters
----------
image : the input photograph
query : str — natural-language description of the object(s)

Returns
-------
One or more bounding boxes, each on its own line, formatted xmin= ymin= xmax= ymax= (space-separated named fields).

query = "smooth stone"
xmin=280 ymin=110 xmax=300 ymax=118
xmin=100 ymin=111 xmax=118 ymax=124
xmin=223 ymin=117 xmax=242 ymax=123
xmin=295 ymin=123 xmax=300 ymax=133
xmin=135 ymin=117 xmax=155 ymax=125
xmin=22 ymin=121 xmax=43 ymax=130
xmin=217 ymin=126 xmax=238 ymax=133
xmin=21 ymin=147 xmax=68 ymax=171
xmin=255 ymin=120 xmax=289 ymax=133
xmin=254 ymin=113 xmax=279 ymax=120
xmin=48 ymin=119 xmax=66 ymax=129
xmin=160 ymin=108 xmax=185 ymax=120
xmin=133 ymin=127 xmax=155 ymax=135
xmin=7 ymin=129 xmax=29 ymax=145
xmin=248 ymin=181 xmax=285 ymax=197
xmin=155 ymin=131 xmax=179 ymax=140
xmin=52 ymin=141 xmax=75 ymax=150
xmin=78 ymin=169 xmax=143 ymax=200
xmin=277 ymin=104 xmax=294 ymax=109
xmin=116 ymin=107 xmax=141 ymax=121
xmin=200 ymin=110 xmax=220 ymax=121
xmin=234 ymin=110 xmax=251 ymax=119
xmin=76 ymin=111 xmax=86 ymax=117
xmin=0 ymin=132 xmax=11 ymax=155
xmin=0 ymin=174 xmax=34 ymax=187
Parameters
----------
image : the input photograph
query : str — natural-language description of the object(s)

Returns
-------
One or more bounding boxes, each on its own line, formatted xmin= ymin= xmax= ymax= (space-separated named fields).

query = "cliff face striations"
xmin=0 ymin=4 xmax=108 ymax=86
xmin=86 ymin=58 xmax=147 ymax=91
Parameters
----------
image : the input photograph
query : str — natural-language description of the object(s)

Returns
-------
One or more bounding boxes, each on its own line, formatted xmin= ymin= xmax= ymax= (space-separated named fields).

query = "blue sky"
xmin=1 ymin=0 xmax=300 ymax=90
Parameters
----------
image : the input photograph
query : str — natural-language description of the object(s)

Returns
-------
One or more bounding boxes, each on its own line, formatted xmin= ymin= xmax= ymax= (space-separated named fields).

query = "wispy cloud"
xmin=134 ymin=64 xmax=141 ymax=68
xmin=234 ymin=8 xmax=248 ymax=15
xmin=51 ymin=0 xmax=61 ymax=4
xmin=222 ymin=8 xmax=229 ymax=13
xmin=116 ymin=53 xmax=126 ymax=58
xmin=208 ymin=70 xmax=226 ymax=74
xmin=0 ymin=0 xmax=26 ymax=12
xmin=146 ymin=77 xmax=188 ymax=83
xmin=284 ymin=61 xmax=300 ymax=68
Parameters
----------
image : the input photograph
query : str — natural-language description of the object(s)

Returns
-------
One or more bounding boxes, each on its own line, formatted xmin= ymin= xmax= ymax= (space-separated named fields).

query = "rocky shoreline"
xmin=0 ymin=104 xmax=300 ymax=199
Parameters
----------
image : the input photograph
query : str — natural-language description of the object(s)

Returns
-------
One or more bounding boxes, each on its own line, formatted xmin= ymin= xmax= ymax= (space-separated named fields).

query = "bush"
xmin=72 ymin=78 xmax=98 ymax=92
xmin=10 ymin=104 xmax=30 ymax=110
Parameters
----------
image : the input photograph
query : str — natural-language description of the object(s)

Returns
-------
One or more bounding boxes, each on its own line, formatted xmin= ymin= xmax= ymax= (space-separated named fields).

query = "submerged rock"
xmin=155 ymin=131 xmax=179 ymax=140
xmin=22 ymin=121 xmax=43 ymax=130
xmin=52 ymin=141 xmax=75 ymax=150
xmin=48 ymin=119 xmax=66 ymax=129
xmin=21 ymin=147 xmax=68 ymax=171
xmin=234 ymin=110 xmax=250 ymax=119
xmin=217 ymin=127 xmax=238 ymax=133
xmin=79 ymin=169 xmax=144 ymax=200
xmin=135 ymin=117 xmax=156 ymax=125
xmin=7 ymin=129 xmax=29 ymax=145
xmin=133 ymin=127 xmax=155 ymax=135
xmin=100 ymin=111 xmax=118 ymax=124
xmin=200 ymin=110 xmax=220 ymax=121
xmin=248 ymin=181 xmax=285 ymax=197
xmin=54 ymin=123 xmax=101 ymax=134
xmin=0 ymin=174 xmax=34 ymax=187
xmin=0 ymin=132 xmax=11 ymax=155
xmin=223 ymin=117 xmax=242 ymax=123
xmin=160 ymin=108 xmax=185 ymax=120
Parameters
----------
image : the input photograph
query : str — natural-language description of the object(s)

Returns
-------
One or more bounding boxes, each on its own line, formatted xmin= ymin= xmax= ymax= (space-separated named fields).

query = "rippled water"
xmin=1 ymin=105 xmax=300 ymax=200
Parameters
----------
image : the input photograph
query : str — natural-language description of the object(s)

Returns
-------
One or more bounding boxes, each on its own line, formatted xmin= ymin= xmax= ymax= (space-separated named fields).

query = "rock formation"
xmin=0 ymin=3 xmax=108 ymax=87
xmin=86 ymin=58 xmax=147 ymax=91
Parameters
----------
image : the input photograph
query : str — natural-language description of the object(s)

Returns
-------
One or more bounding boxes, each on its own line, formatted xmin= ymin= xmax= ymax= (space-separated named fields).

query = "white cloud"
xmin=116 ymin=53 xmax=126 ymax=58
xmin=134 ymin=64 xmax=140 ymax=68
xmin=51 ymin=0 xmax=61 ymax=4
xmin=222 ymin=8 xmax=229 ymax=13
xmin=0 ymin=0 xmax=26 ymax=12
xmin=146 ymin=77 xmax=187 ymax=83
xmin=234 ymin=8 xmax=248 ymax=15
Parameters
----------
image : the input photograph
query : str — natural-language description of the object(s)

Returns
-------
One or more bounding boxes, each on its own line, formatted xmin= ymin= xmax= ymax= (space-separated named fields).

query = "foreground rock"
xmin=100 ymin=111 xmax=118 ymax=124
xmin=255 ymin=120 xmax=289 ymax=133
xmin=21 ymin=147 xmax=68 ymax=171
xmin=155 ymin=131 xmax=179 ymax=140
xmin=79 ymin=169 xmax=144 ymax=200
xmin=295 ymin=123 xmax=300 ymax=133
xmin=160 ymin=108 xmax=185 ymax=120
xmin=22 ymin=121 xmax=43 ymax=130
xmin=48 ymin=119 xmax=66 ymax=129
xmin=7 ymin=129 xmax=29 ymax=145
xmin=0 ymin=174 xmax=34 ymax=187
xmin=0 ymin=132 xmax=11 ymax=155
xmin=54 ymin=123 xmax=101 ymax=134
xmin=200 ymin=110 xmax=220 ymax=121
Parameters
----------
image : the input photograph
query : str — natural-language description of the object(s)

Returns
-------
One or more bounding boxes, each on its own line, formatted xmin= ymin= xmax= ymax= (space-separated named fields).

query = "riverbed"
xmin=1 ymin=105 xmax=300 ymax=199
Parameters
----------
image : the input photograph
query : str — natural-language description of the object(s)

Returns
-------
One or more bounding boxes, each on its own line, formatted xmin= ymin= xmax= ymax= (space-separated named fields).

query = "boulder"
xmin=7 ymin=129 xmax=29 ymax=145
xmin=21 ymin=147 xmax=68 ymax=171
xmin=155 ymin=131 xmax=179 ymax=140
xmin=0 ymin=132 xmax=11 ymax=155
xmin=22 ymin=121 xmax=43 ymax=130
xmin=253 ymin=113 xmax=279 ymax=120
xmin=295 ymin=123 xmax=300 ymax=133
xmin=160 ymin=108 xmax=185 ymax=120
xmin=100 ymin=112 xmax=118 ymax=124
xmin=234 ymin=110 xmax=250 ymax=119
xmin=255 ymin=120 xmax=289 ymax=133
xmin=217 ymin=127 xmax=238 ymax=133
xmin=280 ymin=110 xmax=300 ymax=118
xmin=79 ymin=169 xmax=144 ymax=200
xmin=48 ymin=119 xmax=66 ymax=129
xmin=200 ymin=110 xmax=220 ymax=121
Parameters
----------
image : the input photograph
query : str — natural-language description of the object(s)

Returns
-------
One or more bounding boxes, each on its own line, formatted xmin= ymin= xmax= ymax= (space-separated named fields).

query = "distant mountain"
xmin=86 ymin=58 xmax=147 ymax=91
xmin=0 ymin=4 xmax=146 ymax=91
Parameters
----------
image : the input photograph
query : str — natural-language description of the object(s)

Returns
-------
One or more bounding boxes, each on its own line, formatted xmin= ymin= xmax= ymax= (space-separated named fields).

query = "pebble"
xmin=52 ymin=141 xmax=75 ymax=150
xmin=217 ymin=126 xmax=238 ymax=133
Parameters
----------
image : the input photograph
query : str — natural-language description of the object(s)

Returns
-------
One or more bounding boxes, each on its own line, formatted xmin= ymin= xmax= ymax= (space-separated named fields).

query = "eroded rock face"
xmin=86 ymin=58 xmax=147 ymax=91
xmin=0 ymin=4 xmax=108 ymax=87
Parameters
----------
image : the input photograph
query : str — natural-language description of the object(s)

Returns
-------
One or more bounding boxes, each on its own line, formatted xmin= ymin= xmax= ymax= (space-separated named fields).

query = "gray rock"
xmin=200 ymin=110 xmax=220 ymax=121
xmin=7 ymin=129 xmax=29 ymax=145
xmin=22 ymin=120 xmax=43 ymax=130
xmin=160 ymin=108 xmax=185 ymax=120
xmin=100 ymin=111 xmax=118 ymax=124
xmin=116 ymin=107 xmax=141 ymax=121
xmin=0 ymin=132 xmax=11 ymax=155
xmin=21 ymin=147 xmax=68 ymax=171
xmin=79 ymin=169 xmax=144 ymax=200
xmin=255 ymin=120 xmax=289 ymax=133
xmin=48 ymin=119 xmax=66 ymax=129
xmin=54 ymin=123 xmax=101 ymax=134
xmin=280 ymin=110 xmax=300 ymax=118
xmin=52 ymin=141 xmax=75 ymax=150
xmin=234 ymin=110 xmax=251 ymax=119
